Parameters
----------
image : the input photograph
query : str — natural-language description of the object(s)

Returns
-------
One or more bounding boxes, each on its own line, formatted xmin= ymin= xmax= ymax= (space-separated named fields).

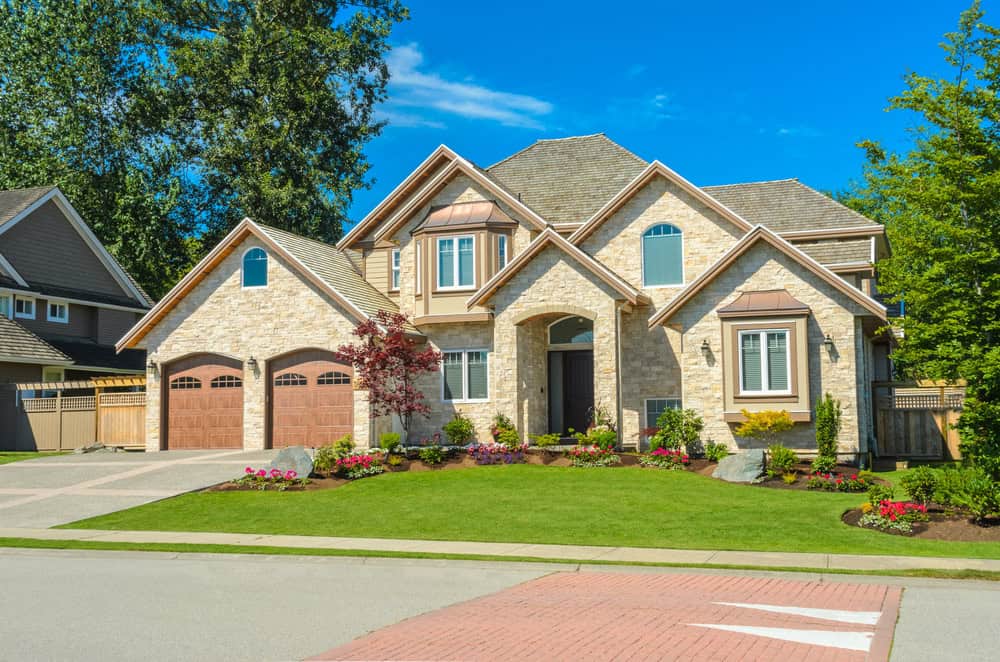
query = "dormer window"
xmin=391 ymin=248 xmax=401 ymax=291
xmin=242 ymin=247 xmax=268 ymax=288
xmin=47 ymin=301 xmax=69 ymax=324
xmin=14 ymin=295 xmax=34 ymax=319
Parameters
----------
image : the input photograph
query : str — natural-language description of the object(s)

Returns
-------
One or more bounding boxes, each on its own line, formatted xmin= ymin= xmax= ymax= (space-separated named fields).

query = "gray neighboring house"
xmin=0 ymin=187 xmax=152 ymax=384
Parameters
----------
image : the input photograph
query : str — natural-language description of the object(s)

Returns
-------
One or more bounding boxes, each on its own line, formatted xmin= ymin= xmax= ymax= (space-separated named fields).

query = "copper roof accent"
xmin=413 ymin=201 xmax=518 ymax=234
xmin=717 ymin=289 xmax=811 ymax=318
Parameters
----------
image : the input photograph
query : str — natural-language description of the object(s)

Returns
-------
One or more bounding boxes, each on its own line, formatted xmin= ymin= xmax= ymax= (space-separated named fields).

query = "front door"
xmin=549 ymin=350 xmax=594 ymax=435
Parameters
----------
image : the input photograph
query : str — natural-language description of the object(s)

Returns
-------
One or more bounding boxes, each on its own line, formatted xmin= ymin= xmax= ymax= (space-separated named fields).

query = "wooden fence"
xmin=873 ymin=382 xmax=964 ymax=459
xmin=0 ymin=391 xmax=146 ymax=451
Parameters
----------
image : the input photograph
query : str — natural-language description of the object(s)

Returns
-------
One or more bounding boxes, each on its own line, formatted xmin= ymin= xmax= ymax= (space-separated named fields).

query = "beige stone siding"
xmin=138 ymin=235 xmax=372 ymax=451
xmin=618 ymin=308 xmax=682 ymax=448
xmin=670 ymin=240 xmax=868 ymax=453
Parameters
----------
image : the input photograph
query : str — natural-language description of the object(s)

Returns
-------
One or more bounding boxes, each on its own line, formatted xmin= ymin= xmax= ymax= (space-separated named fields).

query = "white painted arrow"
xmin=687 ymin=623 xmax=874 ymax=652
xmin=714 ymin=601 xmax=882 ymax=625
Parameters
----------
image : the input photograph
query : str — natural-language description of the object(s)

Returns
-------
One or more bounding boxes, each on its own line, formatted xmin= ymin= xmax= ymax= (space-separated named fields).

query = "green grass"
xmin=3 ymin=537 xmax=999 ymax=581
xmin=64 ymin=465 xmax=1000 ymax=559
xmin=0 ymin=451 xmax=68 ymax=465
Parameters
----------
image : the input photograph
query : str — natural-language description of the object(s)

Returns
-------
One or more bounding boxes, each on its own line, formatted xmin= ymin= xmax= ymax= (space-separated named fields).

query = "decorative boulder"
xmin=269 ymin=446 xmax=314 ymax=478
xmin=712 ymin=449 xmax=765 ymax=483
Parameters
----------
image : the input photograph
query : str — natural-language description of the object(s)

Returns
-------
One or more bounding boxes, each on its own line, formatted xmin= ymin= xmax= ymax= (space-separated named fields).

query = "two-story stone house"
xmin=119 ymin=134 xmax=891 ymax=453
xmin=0 ymin=187 xmax=152 ymax=384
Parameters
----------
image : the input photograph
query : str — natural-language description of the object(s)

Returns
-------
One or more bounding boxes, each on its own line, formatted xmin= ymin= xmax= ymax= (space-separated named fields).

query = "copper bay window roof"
xmin=716 ymin=289 xmax=811 ymax=318
xmin=411 ymin=200 xmax=518 ymax=235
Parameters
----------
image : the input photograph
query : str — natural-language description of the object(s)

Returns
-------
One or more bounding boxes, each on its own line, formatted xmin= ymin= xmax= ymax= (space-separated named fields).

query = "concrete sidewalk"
xmin=2 ymin=526 xmax=998 ymax=573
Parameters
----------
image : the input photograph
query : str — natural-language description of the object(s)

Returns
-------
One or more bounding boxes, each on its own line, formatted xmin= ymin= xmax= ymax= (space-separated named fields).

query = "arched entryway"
xmin=268 ymin=349 xmax=354 ymax=448
xmin=163 ymin=354 xmax=244 ymax=449
xmin=547 ymin=316 xmax=594 ymax=435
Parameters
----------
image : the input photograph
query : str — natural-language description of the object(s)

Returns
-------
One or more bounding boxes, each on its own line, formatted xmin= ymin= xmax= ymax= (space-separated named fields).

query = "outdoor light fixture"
xmin=701 ymin=339 xmax=711 ymax=356
xmin=146 ymin=359 xmax=158 ymax=375
xmin=823 ymin=334 xmax=834 ymax=349
xmin=247 ymin=356 xmax=258 ymax=370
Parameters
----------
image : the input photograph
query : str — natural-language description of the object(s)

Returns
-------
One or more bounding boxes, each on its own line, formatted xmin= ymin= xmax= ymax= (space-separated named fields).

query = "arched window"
xmin=170 ymin=376 xmax=201 ymax=390
xmin=549 ymin=316 xmax=594 ymax=345
xmin=642 ymin=224 xmax=683 ymax=287
xmin=210 ymin=375 xmax=242 ymax=389
xmin=242 ymin=248 xmax=268 ymax=288
xmin=274 ymin=373 xmax=307 ymax=387
xmin=317 ymin=371 xmax=351 ymax=385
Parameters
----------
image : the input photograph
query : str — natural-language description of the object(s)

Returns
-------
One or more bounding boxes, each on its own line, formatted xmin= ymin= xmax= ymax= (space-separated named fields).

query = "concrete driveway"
xmin=0 ymin=449 xmax=277 ymax=528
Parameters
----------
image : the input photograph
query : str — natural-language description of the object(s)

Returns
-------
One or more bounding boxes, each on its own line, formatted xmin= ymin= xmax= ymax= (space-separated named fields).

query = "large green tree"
xmin=847 ymin=1 xmax=1000 ymax=476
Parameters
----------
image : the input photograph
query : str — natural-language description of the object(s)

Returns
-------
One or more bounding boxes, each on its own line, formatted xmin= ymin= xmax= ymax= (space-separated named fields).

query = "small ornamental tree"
xmin=735 ymin=409 xmax=794 ymax=449
xmin=813 ymin=393 xmax=842 ymax=472
xmin=334 ymin=311 xmax=442 ymax=442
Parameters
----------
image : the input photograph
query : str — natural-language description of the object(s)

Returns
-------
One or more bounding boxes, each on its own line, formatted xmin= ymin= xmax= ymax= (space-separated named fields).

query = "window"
xmin=47 ymin=301 xmax=68 ymax=324
xmin=739 ymin=329 xmax=790 ymax=394
xmin=497 ymin=235 xmax=508 ymax=269
xmin=0 ymin=294 xmax=10 ymax=318
xmin=415 ymin=240 xmax=422 ymax=295
xmin=390 ymin=248 xmax=401 ymax=290
xmin=317 ymin=371 xmax=351 ymax=385
xmin=170 ymin=376 xmax=201 ymax=390
xmin=645 ymin=398 xmax=682 ymax=430
xmin=242 ymin=247 xmax=268 ymax=288
xmin=442 ymin=349 xmax=488 ymax=402
xmin=14 ymin=296 xmax=34 ymax=319
xmin=210 ymin=375 xmax=242 ymax=389
xmin=642 ymin=224 xmax=683 ymax=287
xmin=437 ymin=235 xmax=475 ymax=289
xmin=549 ymin=316 xmax=594 ymax=345
xmin=274 ymin=373 xmax=307 ymax=386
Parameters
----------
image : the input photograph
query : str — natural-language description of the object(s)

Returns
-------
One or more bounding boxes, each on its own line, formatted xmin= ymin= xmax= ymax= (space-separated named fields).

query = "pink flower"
xmin=270 ymin=468 xmax=281 ymax=478
xmin=245 ymin=467 xmax=253 ymax=474
xmin=285 ymin=470 xmax=297 ymax=479
xmin=257 ymin=469 xmax=266 ymax=477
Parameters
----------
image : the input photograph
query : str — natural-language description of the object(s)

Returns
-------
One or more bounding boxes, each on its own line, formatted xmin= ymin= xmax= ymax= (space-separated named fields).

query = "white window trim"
xmin=241 ymin=247 xmax=268 ymax=289
xmin=640 ymin=224 xmax=685 ymax=289
xmin=440 ymin=348 xmax=489 ymax=403
xmin=644 ymin=397 xmax=682 ymax=432
xmin=46 ymin=300 xmax=69 ymax=324
xmin=737 ymin=328 xmax=792 ymax=396
xmin=435 ymin=235 xmax=476 ymax=291
xmin=390 ymin=248 xmax=401 ymax=291
xmin=497 ymin=235 xmax=508 ymax=269
xmin=0 ymin=293 xmax=11 ymax=319
xmin=14 ymin=295 xmax=35 ymax=320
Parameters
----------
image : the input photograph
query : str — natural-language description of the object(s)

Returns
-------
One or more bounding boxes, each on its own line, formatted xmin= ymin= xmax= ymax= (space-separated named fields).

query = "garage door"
xmin=270 ymin=349 xmax=354 ymax=448
xmin=165 ymin=354 xmax=244 ymax=449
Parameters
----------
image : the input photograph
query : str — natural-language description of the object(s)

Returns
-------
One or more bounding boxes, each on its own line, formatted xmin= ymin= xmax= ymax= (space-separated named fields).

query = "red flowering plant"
xmin=468 ymin=442 xmax=529 ymax=465
xmin=334 ymin=451 xmax=385 ymax=480
xmin=639 ymin=447 xmax=690 ymax=470
xmin=569 ymin=445 xmax=621 ymax=467
xmin=805 ymin=471 xmax=870 ymax=492
xmin=858 ymin=499 xmax=929 ymax=534
xmin=236 ymin=466 xmax=308 ymax=491
xmin=335 ymin=311 xmax=442 ymax=444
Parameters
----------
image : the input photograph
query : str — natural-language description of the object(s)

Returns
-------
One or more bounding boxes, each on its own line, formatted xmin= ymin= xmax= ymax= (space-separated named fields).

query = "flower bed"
xmin=335 ymin=452 xmax=384 ymax=480
xmin=569 ymin=446 xmax=621 ymax=468
xmin=857 ymin=499 xmax=929 ymax=534
xmin=236 ymin=467 xmax=308 ymax=491
xmin=638 ymin=448 xmax=690 ymax=470
xmin=468 ymin=442 xmax=528 ymax=465
xmin=805 ymin=471 xmax=871 ymax=492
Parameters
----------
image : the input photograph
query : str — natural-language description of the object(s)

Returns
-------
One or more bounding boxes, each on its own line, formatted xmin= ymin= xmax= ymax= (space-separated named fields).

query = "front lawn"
xmin=0 ymin=452 xmax=68 ymax=465
xmin=65 ymin=465 xmax=1000 ymax=559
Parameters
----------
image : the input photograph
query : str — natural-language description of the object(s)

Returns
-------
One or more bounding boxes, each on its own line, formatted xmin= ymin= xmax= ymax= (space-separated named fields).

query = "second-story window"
xmin=0 ymin=294 xmax=10 ymax=319
xmin=642 ymin=223 xmax=683 ymax=287
xmin=47 ymin=301 xmax=69 ymax=324
xmin=242 ymin=247 xmax=268 ymax=288
xmin=391 ymin=248 xmax=401 ymax=291
xmin=14 ymin=295 xmax=34 ymax=319
xmin=497 ymin=235 xmax=508 ymax=269
xmin=415 ymin=240 xmax=422 ymax=295
xmin=437 ymin=235 xmax=474 ymax=290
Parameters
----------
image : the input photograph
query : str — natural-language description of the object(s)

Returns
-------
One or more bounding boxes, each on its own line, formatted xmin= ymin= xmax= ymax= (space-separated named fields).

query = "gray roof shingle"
xmin=0 ymin=315 xmax=70 ymax=364
xmin=0 ymin=186 xmax=55 ymax=228
xmin=486 ymin=134 xmax=647 ymax=224
xmin=792 ymin=238 xmax=872 ymax=265
xmin=701 ymin=179 xmax=881 ymax=233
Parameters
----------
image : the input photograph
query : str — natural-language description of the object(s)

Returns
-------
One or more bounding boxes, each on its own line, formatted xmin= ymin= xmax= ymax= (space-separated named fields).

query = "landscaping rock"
xmin=269 ymin=446 xmax=313 ymax=477
xmin=712 ymin=449 xmax=765 ymax=483
xmin=74 ymin=442 xmax=105 ymax=454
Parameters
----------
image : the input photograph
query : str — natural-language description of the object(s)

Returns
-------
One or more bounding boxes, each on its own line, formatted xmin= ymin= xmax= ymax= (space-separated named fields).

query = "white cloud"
xmin=384 ymin=43 xmax=554 ymax=129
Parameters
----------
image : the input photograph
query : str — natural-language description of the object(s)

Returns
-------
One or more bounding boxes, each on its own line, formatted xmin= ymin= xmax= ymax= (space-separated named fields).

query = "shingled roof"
xmin=701 ymin=179 xmax=881 ymax=233
xmin=0 ymin=186 xmax=55 ymax=228
xmin=0 ymin=315 xmax=71 ymax=364
xmin=487 ymin=134 xmax=647 ymax=225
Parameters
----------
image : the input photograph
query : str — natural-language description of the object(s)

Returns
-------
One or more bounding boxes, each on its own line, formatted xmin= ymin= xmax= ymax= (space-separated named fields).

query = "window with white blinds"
xmin=739 ymin=329 xmax=790 ymax=395
xmin=441 ymin=349 xmax=489 ymax=402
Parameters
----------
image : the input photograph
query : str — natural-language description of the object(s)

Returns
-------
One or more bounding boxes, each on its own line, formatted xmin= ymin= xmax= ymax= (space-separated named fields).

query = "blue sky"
xmin=348 ymin=0 xmax=977 ymax=222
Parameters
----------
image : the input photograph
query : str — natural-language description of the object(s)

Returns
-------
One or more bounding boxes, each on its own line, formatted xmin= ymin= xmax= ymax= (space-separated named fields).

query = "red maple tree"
xmin=334 ymin=311 xmax=441 ymax=441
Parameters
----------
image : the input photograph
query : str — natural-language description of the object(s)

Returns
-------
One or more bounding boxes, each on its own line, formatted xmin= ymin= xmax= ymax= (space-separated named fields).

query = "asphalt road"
xmin=1 ymin=549 xmax=998 ymax=661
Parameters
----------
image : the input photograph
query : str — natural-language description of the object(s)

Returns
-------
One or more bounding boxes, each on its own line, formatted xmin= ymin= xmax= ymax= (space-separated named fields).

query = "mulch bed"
xmin=843 ymin=506 xmax=1000 ymax=541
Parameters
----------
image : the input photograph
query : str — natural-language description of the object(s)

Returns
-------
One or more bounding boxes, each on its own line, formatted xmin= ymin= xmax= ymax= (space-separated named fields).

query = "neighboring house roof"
xmin=702 ymin=179 xmax=882 ymax=233
xmin=0 ymin=315 xmax=72 ymax=365
xmin=716 ymin=289 xmax=811 ymax=318
xmin=47 ymin=339 xmax=145 ymax=372
xmin=412 ymin=201 xmax=517 ymax=234
xmin=0 ymin=186 xmax=56 ymax=228
xmin=792 ymin=238 xmax=872 ymax=266
xmin=486 ymin=134 xmax=648 ymax=225
xmin=648 ymin=225 xmax=887 ymax=328
xmin=118 ymin=218 xmax=416 ymax=351
xmin=467 ymin=228 xmax=650 ymax=308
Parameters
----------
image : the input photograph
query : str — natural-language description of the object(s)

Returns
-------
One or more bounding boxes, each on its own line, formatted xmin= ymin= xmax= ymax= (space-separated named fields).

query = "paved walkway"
xmin=0 ymin=450 xmax=276 ymax=527
xmin=311 ymin=572 xmax=901 ymax=661
xmin=2 ymin=526 xmax=998 ymax=573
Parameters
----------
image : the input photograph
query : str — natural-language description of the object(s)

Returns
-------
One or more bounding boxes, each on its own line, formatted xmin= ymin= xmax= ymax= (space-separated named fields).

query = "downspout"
xmin=616 ymin=302 xmax=624 ymax=449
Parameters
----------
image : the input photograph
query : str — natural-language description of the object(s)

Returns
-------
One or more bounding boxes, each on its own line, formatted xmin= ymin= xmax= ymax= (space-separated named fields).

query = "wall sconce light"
xmin=247 ymin=356 xmax=258 ymax=371
xmin=700 ymin=339 xmax=711 ymax=356
xmin=823 ymin=334 xmax=834 ymax=349
xmin=146 ymin=359 xmax=158 ymax=375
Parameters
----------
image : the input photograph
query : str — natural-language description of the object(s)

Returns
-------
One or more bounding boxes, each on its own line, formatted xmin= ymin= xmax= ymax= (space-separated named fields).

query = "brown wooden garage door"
xmin=269 ymin=349 xmax=353 ymax=448
xmin=165 ymin=354 xmax=244 ymax=449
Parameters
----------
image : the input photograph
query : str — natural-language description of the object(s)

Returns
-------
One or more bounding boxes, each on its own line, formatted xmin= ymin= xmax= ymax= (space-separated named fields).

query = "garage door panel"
xmin=270 ymin=350 xmax=353 ymax=449
xmin=166 ymin=355 xmax=244 ymax=449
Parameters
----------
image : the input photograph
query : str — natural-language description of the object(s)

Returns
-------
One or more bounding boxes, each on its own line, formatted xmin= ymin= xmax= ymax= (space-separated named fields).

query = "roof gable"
xmin=648 ymin=225 xmax=887 ymax=328
xmin=467 ymin=228 xmax=649 ymax=307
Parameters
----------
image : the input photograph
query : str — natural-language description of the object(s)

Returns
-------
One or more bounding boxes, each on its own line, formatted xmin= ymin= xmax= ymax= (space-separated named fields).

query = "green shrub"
xmin=575 ymin=427 xmax=617 ymax=450
xmin=935 ymin=466 xmax=984 ymax=506
xmin=443 ymin=413 xmax=476 ymax=446
xmin=899 ymin=465 xmax=939 ymax=505
xmin=811 ymin=454 xmax=837 ymax=473
xmin=497 ymin=427 xmax=522 ymax=450
xmin=652 ymin=408 xmax=704 ymax=452
xmin=531 ymin=432 xmax=562 ymax=448
xmin=313 ymin=444 xmax=337 ymax=475
xmin=782 ymin=472 xmax=798 ymax=485
xmin=867 ymin=483 xmax=895 ymax=507
xmin=491 ymin=412 xmax=514 ymax=436
xmin=814 ymin=392 xmax=841 ymax=464
xmin=418 ymin=445 xmax=445 ymax=465
xmin=387 ymin=454 xmax=403 ymax=467
xmin=704 ymin=441 xmax=729 ymax=462
xmin=333 ymin=434 xmax=355 ymax=459
xmin=379 ymin=432 xmax=401 ymax=455
xmin=955 ymin=475 xmax=1000 ymax=521
xmin=766 ymin=444 xmax=798 ymax=477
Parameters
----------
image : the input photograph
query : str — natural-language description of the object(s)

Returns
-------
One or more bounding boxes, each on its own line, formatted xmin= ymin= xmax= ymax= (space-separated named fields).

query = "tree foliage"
xmin=844 ymin=2 xmax=1000 ymax=477
xmin=735 ymin=409 xmax=794 ymax=448
xmin=334 ymin=311 xmax=441 ymax=440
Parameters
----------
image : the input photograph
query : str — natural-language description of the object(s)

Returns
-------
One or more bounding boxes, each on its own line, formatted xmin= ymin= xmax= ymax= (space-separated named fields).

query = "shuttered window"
xmin=442 ymin=349 xmax=489 ymax=402
xmin=642 ymin=224 xmax=683 ymax=287
xmin=739 ymin=329 xmax=790 ymax=395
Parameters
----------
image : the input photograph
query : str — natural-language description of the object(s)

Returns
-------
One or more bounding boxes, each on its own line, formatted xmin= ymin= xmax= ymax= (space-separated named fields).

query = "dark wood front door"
xmin=560 ymin=350 xmax=594 ymax=435
xmin=269 ymin=349 xmax=354 ymax=448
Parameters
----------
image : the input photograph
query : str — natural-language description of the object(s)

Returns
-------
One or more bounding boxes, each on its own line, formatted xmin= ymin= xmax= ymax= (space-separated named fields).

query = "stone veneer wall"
xmin=139 ymin=235 xmax=373 ymax=451
xmin=670 ymin=240 xmax=868 ymax=452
